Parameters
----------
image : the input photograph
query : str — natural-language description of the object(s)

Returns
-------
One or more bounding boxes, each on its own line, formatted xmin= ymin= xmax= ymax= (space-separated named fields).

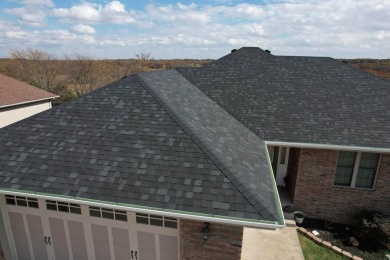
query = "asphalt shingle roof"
xmin=0 ymin=73 xmax=58 ymax=108
xmin=0 ymin=74 xmax=281 ymax=223
xmin=177 ymin=47 xmax=390 ymax=149
xmin=139 ymin=70 xmax=279 ymax=221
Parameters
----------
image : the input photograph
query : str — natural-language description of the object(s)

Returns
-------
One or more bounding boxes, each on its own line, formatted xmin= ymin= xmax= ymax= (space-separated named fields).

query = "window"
xmin=5 ymin=195 xmax=39 ymax=208
xmin=46 ymin=200 xmax=81 ymax=215
xmin=334 ymin=151 xmax=380 ymax=189
xmin=136 ymin=213 xmax=177 ymax=229
xmin=89 ymin=206 xmax=127 ymax=222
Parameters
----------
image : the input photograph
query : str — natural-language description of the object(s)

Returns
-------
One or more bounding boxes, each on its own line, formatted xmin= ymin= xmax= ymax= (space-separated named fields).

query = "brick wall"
xmin=293 ymin=149 xmax=390 ymax=224
xmin=180 ymin=219 xmax=243 ymax=260
xmin=286 ymin=148 xmax=300 ymax=200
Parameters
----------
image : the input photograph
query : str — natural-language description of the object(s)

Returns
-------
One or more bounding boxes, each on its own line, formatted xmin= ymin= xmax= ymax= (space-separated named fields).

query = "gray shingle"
xmin=139 ymin=70 xmax=280 ymax=221
xmin=177 ymin=47 xmax=390 ymax=149
xmin=0 ymin=75 xmax=271 ymax=222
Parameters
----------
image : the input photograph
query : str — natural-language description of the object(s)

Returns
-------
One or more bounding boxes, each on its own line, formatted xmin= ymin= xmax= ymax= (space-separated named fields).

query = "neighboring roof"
xmin=177 ymin=47 xmax=390 ymax=150
xmin=0 ymin=73 xmax=58 ymax=108
xmin=0 ymin=74 xmax=283 ymax=226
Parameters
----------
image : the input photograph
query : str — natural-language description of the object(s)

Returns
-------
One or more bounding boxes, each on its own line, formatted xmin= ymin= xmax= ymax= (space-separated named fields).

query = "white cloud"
xmin=19 ymin=0 xmax=54 ymax=7
xmin=5 ymin=0 xmax=55 ymax=26
xmin=0 ymin=20 xmax=21 ymax=32
xmin=6 ymin=7 xmax=47 ymax=26
xmin=71 ymin=24 xmax=96 ymax=34
xmin=144 ymin=4 xmax=210 ymax=25
xmin=52 ymin=5 xmax=100 ymax=22
xmin=1 ymin=0 xmax=390 ymax=59
xmin=52 ymin=1 xmax=135 ymax=24
xmin=3 ymin=28 xmax=95 ymax=47
xmin=5 ymin=30 xmax=29 ymax=39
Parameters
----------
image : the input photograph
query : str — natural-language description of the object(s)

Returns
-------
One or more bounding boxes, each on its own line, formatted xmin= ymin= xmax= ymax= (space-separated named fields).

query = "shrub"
xmin=356 ymin=211 xmax=389 ymax=251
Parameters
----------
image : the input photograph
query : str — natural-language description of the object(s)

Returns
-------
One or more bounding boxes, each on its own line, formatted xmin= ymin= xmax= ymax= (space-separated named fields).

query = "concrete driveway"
xmin=241 ymin=222 xmax=304 ymax=260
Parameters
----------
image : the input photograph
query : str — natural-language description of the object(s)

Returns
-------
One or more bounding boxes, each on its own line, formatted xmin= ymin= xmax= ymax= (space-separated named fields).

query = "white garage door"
xmin=0 ymin=195 xmax=179 ymax=260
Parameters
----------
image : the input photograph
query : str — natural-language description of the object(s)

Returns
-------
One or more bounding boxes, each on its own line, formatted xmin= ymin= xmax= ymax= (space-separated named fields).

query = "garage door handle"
xmin=48 ymin=237 xmax=52 ymax=245
xmin=131 ymin=250 xmax=133 ymax=259
xmin=135 ymin=251 xmax=138 ymax=260
xmin=44 ymin=236 xmax=47 ymax=245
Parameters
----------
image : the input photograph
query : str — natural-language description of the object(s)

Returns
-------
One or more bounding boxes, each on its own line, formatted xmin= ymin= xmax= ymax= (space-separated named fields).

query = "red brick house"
xmin=0 ymin=47 xmax=388 ymax=260
xmin=178 ymin=47 xmax=390 ymax=224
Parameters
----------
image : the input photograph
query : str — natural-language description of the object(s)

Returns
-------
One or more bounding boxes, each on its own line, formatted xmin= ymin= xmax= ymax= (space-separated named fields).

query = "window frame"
xmin=46 ymin=200 xmax=82 ymax=215
xmin=333 ymin=151 xmax=381 ymax=190
xmin=135 ymin=213 xmax=178 ymax=229
xmin=88 ymin=206 xmax=128 ymax=222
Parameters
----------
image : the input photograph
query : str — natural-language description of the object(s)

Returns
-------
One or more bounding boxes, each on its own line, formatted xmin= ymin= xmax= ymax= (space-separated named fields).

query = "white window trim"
xmin=333 ymin=151 xmax=382 ymax=190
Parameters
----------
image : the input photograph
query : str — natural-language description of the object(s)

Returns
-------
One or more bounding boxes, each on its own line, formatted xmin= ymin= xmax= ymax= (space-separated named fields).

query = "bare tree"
xmin=134 ymin=52 xmax=154 ymax=67
xmin=64 ymin=53 xmax=100 ymax=97
xmin=135 ymin=52 xmax=152 ymax=61
xmin=10 ymin=48 xmax=58 ymax=92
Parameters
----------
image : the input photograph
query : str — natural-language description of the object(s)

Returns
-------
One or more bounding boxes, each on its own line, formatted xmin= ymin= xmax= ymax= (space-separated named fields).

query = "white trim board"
xmin=265 ymin=141 xmax=390 ymax=153
xmin=0 ymin=97 xmax=59 ymax=109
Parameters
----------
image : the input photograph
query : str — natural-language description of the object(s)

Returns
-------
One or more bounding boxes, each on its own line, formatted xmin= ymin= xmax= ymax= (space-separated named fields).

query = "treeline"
xmin=1 ymin=48 xmax=389 ymax=105
xmin=0 ymin=48 xmax=212 ymax=104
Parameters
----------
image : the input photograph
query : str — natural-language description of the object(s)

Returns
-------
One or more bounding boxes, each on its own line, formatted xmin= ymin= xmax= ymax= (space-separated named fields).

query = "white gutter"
xmin=265 ymin=141 xmax=390 ymax=153
xmin=263 ymin=142 xmax=285 ymax=227
xmin=0 ymin=189 xmax=284 ymax=230
xmin=0 ymin=96 xmax=59 ymax=109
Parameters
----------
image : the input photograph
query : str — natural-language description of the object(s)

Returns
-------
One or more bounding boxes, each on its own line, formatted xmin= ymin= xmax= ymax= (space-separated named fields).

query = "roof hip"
xmin=137 ymin=70 xmax=282 ymax=223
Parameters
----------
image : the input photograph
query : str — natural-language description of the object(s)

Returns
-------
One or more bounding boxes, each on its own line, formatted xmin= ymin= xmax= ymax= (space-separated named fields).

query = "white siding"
xmin=0 ymin=101 xmax=52 ymax=128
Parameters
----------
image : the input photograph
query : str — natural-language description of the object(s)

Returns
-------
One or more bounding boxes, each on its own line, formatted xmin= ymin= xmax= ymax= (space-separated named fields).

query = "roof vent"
xmin=231 ymin=49 xmax=237 ymax=53
xmin=265 ymin=50 xmax=271 ymax=54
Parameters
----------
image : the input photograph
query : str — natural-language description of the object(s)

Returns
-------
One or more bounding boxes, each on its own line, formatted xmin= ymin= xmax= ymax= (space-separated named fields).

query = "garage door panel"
xmin=92 ymin=224 xmax=111 ymax=260
xmin=49 ymin=218 xmax=69 ymax=260
xmin=26 ymin=214 xmax=48 ymax=260
xmin=159 ymin=235 xmax=178 ymax=260
xmin=138 ymin=231 xmax=156 ymax=260
xmin=112 ymin=227 xmax=130 ymax=259
xmin=8 ymin=212 xmax=31 ymax=260
xmin=68 ymin=220 xmax=88 ymax=260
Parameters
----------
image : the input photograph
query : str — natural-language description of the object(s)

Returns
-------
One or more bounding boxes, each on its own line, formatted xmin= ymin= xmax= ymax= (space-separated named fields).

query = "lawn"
xmin=297 ymin=231 xmax=347 ymax=260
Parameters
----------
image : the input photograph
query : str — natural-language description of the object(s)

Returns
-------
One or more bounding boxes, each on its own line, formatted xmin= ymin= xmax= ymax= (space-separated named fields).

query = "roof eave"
xmin=265 ymin=141 xmax=390 ymax=153
xmin=0 ymin=96 xmax=59 ymax=109
xmin=0 ymin=189 xmax=285 ymax=229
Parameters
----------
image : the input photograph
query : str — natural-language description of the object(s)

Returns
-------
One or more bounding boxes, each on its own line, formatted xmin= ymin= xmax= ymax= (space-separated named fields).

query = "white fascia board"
xmin=0 ymin=189 xmax=284 ymax=230
xmin=0 ymin=96 xmax=59 ymax=109
xmin=264 ymin=141 xmax=390 ymax=153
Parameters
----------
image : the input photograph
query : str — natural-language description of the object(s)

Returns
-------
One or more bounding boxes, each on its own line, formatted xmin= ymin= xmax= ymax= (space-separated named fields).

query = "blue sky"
xmin=0 ymin=0 xmax=389 ymax=59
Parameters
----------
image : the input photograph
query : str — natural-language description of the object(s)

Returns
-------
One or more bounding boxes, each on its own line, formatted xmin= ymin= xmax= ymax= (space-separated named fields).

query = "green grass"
xmin=297 ymin=232 xmax=348 ymax=260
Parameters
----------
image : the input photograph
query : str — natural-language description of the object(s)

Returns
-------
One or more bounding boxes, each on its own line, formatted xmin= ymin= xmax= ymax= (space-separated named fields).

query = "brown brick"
xmin=291 ymin=150 xmax=390 ymax=224
xmin=331 ymin=246 xmax=342 ymax=254
xmin=298 ymin=227 xmax=307 ymax=234
xmin=180 ymin=219 xmax=243 ymax=260
xmin=312 ymin=236 xmax=322 ymax=244
xmin=341 ymin=250 xmax=353 ymax=258
xmin=306 ymin=232 xmax=316 ymax=239
xmin=321 ymin=240 xmax=332 ymax=248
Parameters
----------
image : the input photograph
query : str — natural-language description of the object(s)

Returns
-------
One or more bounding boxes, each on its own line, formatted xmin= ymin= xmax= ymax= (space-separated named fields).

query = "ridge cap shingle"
xmin=137 ymin=70 xmax=281 ymax=222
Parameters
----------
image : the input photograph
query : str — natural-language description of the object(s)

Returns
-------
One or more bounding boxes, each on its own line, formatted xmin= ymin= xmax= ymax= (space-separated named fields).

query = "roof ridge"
xmin=137 ymin=70 xmax=282 ymax=222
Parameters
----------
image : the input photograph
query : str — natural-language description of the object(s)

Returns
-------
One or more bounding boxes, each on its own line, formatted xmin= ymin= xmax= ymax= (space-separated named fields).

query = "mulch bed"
xmin=300 ymin=217 xmax=388 ymax=260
